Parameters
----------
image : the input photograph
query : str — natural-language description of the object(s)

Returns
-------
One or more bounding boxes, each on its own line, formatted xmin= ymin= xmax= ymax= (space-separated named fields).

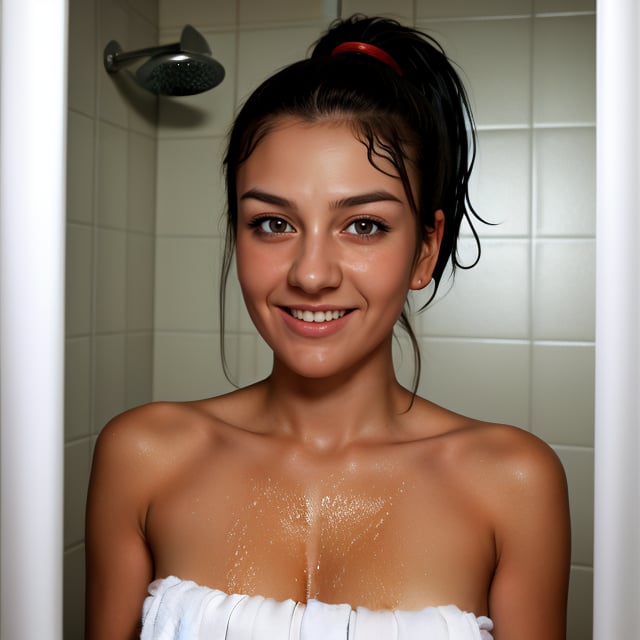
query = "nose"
xmin=287 ymin=230 xmax=342 ymax=293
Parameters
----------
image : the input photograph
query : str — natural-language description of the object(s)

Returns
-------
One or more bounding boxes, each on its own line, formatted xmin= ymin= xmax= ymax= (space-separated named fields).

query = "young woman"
xmin=85 ymin=15 xmax=570 ymax=640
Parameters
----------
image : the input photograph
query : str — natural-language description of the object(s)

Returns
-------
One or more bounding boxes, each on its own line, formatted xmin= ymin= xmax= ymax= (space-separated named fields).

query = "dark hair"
xmin=220 ymin=15 xmax=485 ymax=394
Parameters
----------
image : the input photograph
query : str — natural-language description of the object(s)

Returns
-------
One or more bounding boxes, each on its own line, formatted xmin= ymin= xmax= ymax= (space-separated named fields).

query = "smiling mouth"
xmin=287 ymin=308 xmax=349 ymax=323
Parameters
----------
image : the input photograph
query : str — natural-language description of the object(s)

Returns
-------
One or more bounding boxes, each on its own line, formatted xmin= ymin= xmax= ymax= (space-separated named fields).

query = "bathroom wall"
xmin=64 ymin=0 xmax=158 ymax=636
xmin=153 ymin=1 xmax=595 ymax=639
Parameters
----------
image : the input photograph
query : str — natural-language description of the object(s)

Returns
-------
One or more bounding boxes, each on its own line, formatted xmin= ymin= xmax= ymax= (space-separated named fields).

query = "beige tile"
xmin=153 ymin=332 xmax=235 ymax=400
xmin=156 ymin=137 xmax=225 ymax=235
xmin=155 ymin=237 xmax=220 ymax=331
xmin=419 ymin=239 xmax=530 ymax=339
xmin=64 ymin=545 xmax=86 ymax=640
xmin=126 ymin=332 xmax=154 ymax=408
xmin=64 ymin=439 xmax=91 ymax=547
xmin=65 ymin=338 xmax=92 ymax=441
xmin=237 ymin=26 xmax=322 ymax=103
xmin=127 ymin=232 xmax=155 ymax=331
xmin=239 ymin=0 xmax=326 ymax=25
xmin=128 ymin=132 xmax=157 ymax=233
xmin=417 ymin=0 xmax=532 ymax=19
xmin=420 ymin=339 xmax=531 ymax=428
xmin=341 ymin=0 xmax=414 ymax=22
xmin=533 ymin=240 xmax=595 ymax=341
xmin=535 ymin=127 xmax=595 ymax=237
xmin=225 ymin=264 xmax=258 ymax=334
xmin=555 ymin=446 xmax=593 ymax=566
xmin=532 ymin=343 xmax=594 ymax=447
xmin=94 ymin=333 xmax=127 ymax=430
xmin=470 ymin=129 xmax=531 ymax=237
xmin=99 ymin=0 xmax=130 ymax=128
xmin=97 ymin=121 xmax=128 ymax=229
xmin=127 ymin=13 xmax=160 ymax=135
xmin=129 ymin=0 xmax=159 ymax=25
xmin=392 ymin=332 xmax=418 ymax=391
xmin=533 ymin=15 xmax=595 ymax=124
xmin=535 ymin=0 xmax=595 ymax=13
xmin=567 ymin=566 xmax=593 ymax=640
xmin=159 ymin=0 xmax=237 ymax=30
xmin=67 ymin=111 xmax=95 ymax=225
xmin=158 ymin=30 xmax=236 ymax=138
xmin=95 ymin=228 xmax=128 ymax=333
xmin=417 ymin=18 xmax=532 ymax=127
xmin=68 ymin=0 xmax=96 ymax=116
xmin=66 ymin=224 xmax=93 ymax=336
xmin=237 ymin=333 xmax=264 ymax=386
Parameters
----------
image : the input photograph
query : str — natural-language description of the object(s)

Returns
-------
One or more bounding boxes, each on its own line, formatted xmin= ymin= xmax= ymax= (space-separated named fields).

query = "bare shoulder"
xmin=92 ymin=399 xmax=231 ymax=493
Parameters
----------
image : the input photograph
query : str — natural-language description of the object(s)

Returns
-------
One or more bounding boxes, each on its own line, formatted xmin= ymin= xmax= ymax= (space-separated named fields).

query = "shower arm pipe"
xmin=105 ymin=41 xmax=184 ymax=71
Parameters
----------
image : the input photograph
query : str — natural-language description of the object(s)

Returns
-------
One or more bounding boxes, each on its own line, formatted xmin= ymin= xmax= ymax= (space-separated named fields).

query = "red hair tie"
xmin=331 ymin=41 xmax=403 ymax=77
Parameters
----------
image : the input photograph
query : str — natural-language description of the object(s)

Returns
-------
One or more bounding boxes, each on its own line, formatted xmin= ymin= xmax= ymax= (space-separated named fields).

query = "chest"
xmin=146 ymin=454 xmax=495 ymax=611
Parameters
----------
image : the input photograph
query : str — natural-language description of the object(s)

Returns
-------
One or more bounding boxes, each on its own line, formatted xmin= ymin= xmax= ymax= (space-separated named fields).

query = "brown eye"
xmin=345 ymin=219 xmax=389 ymax=236
xmin=256 ymin=217 xmax=294 ymax=234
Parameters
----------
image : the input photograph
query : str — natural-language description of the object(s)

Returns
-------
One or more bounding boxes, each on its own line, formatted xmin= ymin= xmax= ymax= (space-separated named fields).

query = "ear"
xmin=409 ymin=209 xmax=445 ymax=290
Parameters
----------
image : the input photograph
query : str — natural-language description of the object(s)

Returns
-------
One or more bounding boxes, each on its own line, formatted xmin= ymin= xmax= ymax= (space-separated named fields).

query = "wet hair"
xmin=220 ymin=15 xmax=486 ymax=394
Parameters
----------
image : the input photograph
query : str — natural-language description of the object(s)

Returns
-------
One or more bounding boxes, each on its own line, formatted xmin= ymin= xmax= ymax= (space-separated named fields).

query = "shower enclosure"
xmin=1 ymin=0 xmax=638 ymax=638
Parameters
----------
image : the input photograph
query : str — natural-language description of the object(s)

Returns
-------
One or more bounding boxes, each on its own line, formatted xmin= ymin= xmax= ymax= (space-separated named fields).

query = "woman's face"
xmin=235 ymin=118 xmax=442 ymax=379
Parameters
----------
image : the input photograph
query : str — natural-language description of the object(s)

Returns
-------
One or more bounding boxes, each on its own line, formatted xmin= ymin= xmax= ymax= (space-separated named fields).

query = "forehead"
xmin=237 ymin=117 xmax=407 ymax=195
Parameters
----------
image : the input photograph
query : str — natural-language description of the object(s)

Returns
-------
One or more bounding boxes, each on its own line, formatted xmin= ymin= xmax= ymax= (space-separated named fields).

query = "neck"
xmin=258 ymin=348 xmax=414 ymax=451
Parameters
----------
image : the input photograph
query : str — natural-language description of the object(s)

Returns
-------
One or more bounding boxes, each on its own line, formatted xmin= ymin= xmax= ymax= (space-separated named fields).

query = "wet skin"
xmin=85 ymin=118 xmax=571 ymax=640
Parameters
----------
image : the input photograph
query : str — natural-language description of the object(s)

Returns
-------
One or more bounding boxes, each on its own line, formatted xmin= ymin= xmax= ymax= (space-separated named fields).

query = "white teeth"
xmin=290 ymin=309 xmax=346 ymax=323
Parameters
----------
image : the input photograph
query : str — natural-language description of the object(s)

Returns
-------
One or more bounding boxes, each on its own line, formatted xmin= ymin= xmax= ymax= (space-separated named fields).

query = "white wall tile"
xmin=420 ymin=339 xmax=531 ymax=428
xmin=159 ymin=0 xmax=237 ymax=30
xmin=417 ymin=18 xmax=532 ymax=127
xmin=567 ymin=566 xmax=593 ymax=640
xmin=94 ymin=333 xmax=127 ymax=430
xmin=97 ymin=122 xmax=128 ymax=229
xmin=535 ymin=127 xmax=595 ymax=237
xmin=533 ymin=15 xmax=595 ymax=124
xmin=128 ymin=132 xmax=157 ymax=233
xmin=470 ymin=129 xmax=531 ymax=237
xmin=555 ymin=446 xmax=593 ymax=566
xmin=127 ymin=15 xmax=160 ymax=136
xmin=95 ymin=228 xmax=128 ymax=333
xmin=64 ymin=439 xmax=92 ymax=547
xmin=156 ymin=137 xmax=225 ymax=235
xmin=420 ymin=239 xmax=530 ymax=339
xmin=236 ymin=26 xmax=322 ymax=103
xmin=535 ymin=0 xmax=595 ymax=13
xmin=153 ymin=332 xmax=235 ymax=400
xmin=126 ymin=332 xmax=154 ymax=407
xmin=417 ymin=0 xmax=532 ymax=19
xmin=66 ymin=224 xmax=94 ymax=336
xmin=158 ymin=32 xmax=236 ymax=138
xmin=64 ymin=545 xmax=86 ymax=640
xmin=99 ymin=0 xmax=131 ymax=128
xmin=239 ymin=0 xmax=327 ymax=25
xmin=155 ymin=237 xmax=220 ymax=330
xmin=341 ymin=0 xmax=414 ymax=21
xmin=392 ymin=332 xmax=417 ymax=391
xmin=533 ymin=240 xmax=595 ymax=341
xmin=67 ymin=112 xmax=95 ymax=225
xmin=127 ymin=233 xmax=156 ymax=330
xmin=68 ymin=0 xmax=96 ymax=116
xmin=65 ymin=338 xmax=92 ymax=441
xmin=532 ymin=344 xmax=594 ymax=447
xmin=129 ymin=0 xmax=159 ymax=25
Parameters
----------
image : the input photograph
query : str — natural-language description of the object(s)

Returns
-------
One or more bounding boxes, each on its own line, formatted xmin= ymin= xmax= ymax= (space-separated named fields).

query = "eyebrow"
xmin=239 ymin=188 xmax=403 ymax=209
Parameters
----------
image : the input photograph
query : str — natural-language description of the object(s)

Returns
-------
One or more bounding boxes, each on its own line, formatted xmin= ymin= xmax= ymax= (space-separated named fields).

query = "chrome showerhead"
xmin=103 ymin=25 xmax=225 ymax=96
